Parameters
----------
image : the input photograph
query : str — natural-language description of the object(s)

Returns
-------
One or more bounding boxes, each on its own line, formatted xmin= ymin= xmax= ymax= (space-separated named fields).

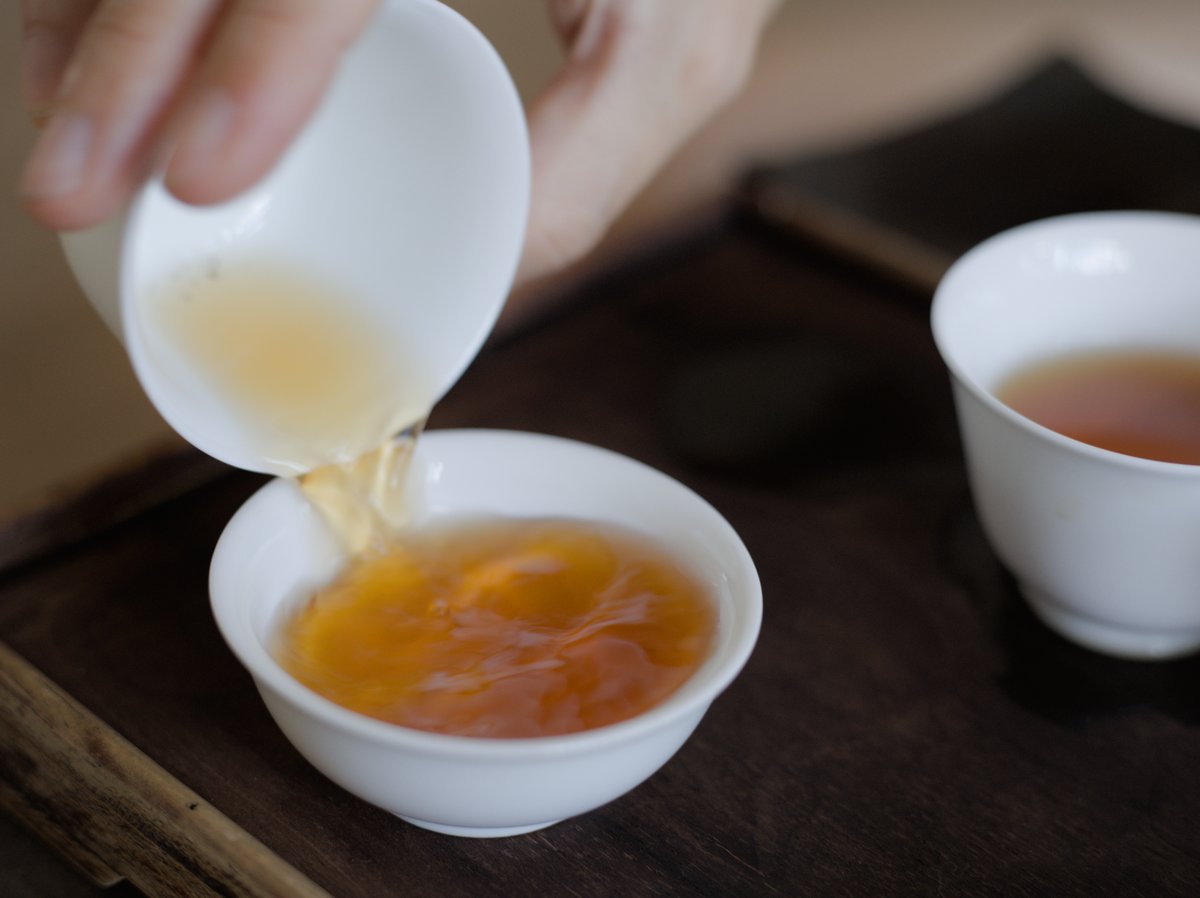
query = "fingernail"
xmin=20 ymin=112 xmax=92 ymax=199
xmin=167 ymin=89 xmax=235 ymax=187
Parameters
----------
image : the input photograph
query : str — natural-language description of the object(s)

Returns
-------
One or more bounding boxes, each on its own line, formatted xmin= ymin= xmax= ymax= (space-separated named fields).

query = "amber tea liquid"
xmin=145 ymin=261 xmax=428 ymax=477
xmin=273 ymin=518 xmax=718 ymax=738
xmin=996 ymin=349 xmax=1200 ymax=464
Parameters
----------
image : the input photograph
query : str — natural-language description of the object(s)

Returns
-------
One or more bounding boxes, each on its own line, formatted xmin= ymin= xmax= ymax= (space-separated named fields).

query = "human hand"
xmin=18 ymin=0 xmax=380 ymax=230
xmin=518 ymin=0 xmax=780 ymax=285
xmin=18 ymin=0 xmax=778 ymax=284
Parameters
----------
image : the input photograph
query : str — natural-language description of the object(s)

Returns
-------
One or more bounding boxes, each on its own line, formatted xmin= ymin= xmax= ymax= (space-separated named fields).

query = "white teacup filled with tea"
xmin=211 ymin=430 xmax=762 ymax=837
xmin=932 ymin=211 xmax=1200 ymax=659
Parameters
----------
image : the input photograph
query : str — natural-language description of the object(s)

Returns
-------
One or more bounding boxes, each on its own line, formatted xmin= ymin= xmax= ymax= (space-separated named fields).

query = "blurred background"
xmin=4 ymin=0 xmax=1200 ymax=522
xmin=5 ymin=2 xmax=1200 ymax=893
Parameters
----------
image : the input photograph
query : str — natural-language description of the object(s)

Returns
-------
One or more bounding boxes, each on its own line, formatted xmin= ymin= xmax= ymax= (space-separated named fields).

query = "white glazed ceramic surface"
xmin=60 ymin=0 xmax=529 ymax=476
xmin=210 ymin=429 xmax=762 ymax=837
xmin=932 ymin=211 xmax=1200 ymax=659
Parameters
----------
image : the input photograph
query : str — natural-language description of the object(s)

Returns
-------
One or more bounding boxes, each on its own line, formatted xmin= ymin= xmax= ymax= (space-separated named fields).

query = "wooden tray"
xmin=4 ymin=58 xmax=1200 ymax=896
xmin=3 ymin=219 xmax=1199 ymax=896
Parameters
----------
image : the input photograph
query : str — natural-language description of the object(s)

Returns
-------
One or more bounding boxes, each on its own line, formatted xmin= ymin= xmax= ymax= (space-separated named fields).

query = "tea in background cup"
xmin=932 ymin=211 xmax=1200 ymax=660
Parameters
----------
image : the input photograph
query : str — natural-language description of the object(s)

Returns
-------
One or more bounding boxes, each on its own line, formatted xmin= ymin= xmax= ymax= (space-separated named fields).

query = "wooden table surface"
xmin=3 ymin=61 xmax=1200 ymax=897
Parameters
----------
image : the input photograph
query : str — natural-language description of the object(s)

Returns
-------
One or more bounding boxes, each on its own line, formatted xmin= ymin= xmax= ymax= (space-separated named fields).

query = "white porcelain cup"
xmin=60 ymin=0 xmax=529 ymax=476
xmin=210 ymin=429 xmax=762 ymax=837
xmin=932 ymin=211 xmax=1200 ymax=660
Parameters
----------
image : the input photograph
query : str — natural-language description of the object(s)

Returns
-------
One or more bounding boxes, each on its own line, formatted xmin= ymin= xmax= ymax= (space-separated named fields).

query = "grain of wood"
xmin=0 ymin=642 xmax=330 ymax=898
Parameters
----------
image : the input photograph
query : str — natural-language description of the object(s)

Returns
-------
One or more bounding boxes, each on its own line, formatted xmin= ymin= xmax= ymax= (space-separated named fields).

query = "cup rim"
xmin=210 ymin=428 xmax=764 ymax=760
xmin=930 ymin=210 xmax=1200 ymax=478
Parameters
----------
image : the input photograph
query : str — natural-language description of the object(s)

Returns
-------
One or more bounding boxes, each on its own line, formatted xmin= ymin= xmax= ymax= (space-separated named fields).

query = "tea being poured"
xmin=996 ymin=349 xmax=1200 ymax=465
xmin=146 ymin=261 xmax=430 ymax=551
xmin=149 ymin=262 xmax=720 ymax=738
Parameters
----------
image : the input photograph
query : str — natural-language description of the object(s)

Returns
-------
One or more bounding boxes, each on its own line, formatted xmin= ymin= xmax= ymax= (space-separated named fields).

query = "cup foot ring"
xmin=1020 ymin=584 xmax=1200 ymax=660
xmin=398 ymin=816 xmax=562 ymax=838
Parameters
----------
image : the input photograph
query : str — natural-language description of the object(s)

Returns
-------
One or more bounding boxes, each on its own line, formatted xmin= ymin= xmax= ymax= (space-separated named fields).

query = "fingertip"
xmin=22 ymin=186 xmax=122 ymax=232
xmin=20 ymin=112 xmax=137 ymax=230
xmin=163 ymin=144 xmax=282 ymax=209
xmin=163 ymin=145 xmax=266 ymax=207
xmin=161 ymin=173 xmax=228 ymax=207
xmin=161 ymin=87 xmax=242 ymax=205
xmin=19 ymin=112 xmax=92 ymax=205
xmin=162 ymin=87 xmax=308 ymax=208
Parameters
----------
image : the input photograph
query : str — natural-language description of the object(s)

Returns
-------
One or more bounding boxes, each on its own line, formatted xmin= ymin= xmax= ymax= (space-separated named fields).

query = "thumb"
xmin=517 ymin=0 xmax=778 ymax=287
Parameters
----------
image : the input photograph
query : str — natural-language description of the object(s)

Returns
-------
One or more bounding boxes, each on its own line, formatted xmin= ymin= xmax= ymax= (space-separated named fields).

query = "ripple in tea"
xmin=996 ymin=349 xmax=1200 ymax=464
xmin=273 ymin=518 xmax=718 ymax=738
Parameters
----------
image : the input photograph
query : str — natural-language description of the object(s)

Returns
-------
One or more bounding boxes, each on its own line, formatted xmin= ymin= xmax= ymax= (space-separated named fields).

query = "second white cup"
xmin=932 ymin=211 xmax=1200 ymax=660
